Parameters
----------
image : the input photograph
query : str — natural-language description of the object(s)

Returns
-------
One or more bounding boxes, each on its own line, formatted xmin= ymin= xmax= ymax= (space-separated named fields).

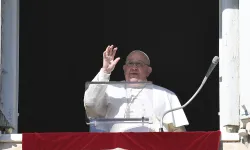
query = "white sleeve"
xmin=83 ymin=68 xmax=111 ymax=118
xmin=163 ymin=94 xmax=189 ymax=128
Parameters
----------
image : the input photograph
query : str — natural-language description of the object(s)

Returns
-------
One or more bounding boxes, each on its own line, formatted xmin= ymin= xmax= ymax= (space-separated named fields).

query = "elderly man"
xmin=84 ymin=45 xmax=189 ymax=132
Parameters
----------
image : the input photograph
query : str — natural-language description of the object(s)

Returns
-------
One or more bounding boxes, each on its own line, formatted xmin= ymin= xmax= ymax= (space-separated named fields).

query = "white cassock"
xmin=84 ymin=69 xmax=189 ymax=132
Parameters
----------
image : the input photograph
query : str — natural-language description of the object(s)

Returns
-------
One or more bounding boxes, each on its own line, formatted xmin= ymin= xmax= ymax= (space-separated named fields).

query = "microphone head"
xmin=212 ymin=56 xmax=219 ymax=65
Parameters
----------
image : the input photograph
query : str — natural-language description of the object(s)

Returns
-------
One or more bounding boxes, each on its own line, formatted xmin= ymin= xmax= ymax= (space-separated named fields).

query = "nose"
xmin=131 ymin=65 xmax=138 ymax=70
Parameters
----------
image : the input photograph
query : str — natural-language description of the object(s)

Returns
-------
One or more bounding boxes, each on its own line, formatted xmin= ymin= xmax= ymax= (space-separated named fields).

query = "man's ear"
xmin=123 ymin=65 xmax=126 ymax=72
xmin=147 ymin=67 xmax=152 ymax=77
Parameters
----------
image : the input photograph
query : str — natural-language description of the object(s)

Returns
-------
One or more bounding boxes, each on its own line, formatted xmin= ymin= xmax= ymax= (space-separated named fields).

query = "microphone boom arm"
xmin=159 ymin=77 xmax=208 ymax=132
xmin=159 ymin=56 xmax=219 ymax=132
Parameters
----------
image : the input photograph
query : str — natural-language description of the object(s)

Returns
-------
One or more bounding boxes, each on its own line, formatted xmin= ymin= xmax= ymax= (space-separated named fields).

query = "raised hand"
xmin=102 ymin=45 xmax=120 ymax=74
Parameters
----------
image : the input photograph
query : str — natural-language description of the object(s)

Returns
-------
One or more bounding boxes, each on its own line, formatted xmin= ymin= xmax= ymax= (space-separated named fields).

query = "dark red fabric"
xmin=22 ymin=131 xmax=221 ymax=150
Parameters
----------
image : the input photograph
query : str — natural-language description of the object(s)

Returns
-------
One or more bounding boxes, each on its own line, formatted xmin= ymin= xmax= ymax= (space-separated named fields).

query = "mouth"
xmin=129 ymin=72 xmax=139 ymax=76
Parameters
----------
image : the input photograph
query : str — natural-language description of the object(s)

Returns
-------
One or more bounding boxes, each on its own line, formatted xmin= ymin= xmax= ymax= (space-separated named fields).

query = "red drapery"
xmin=23 ymin=131 xmax=220 ymax=150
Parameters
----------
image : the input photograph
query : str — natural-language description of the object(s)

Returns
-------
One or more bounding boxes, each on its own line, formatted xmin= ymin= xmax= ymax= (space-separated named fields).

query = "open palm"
xmin=102 ymin=45 xmax=120 ymax=74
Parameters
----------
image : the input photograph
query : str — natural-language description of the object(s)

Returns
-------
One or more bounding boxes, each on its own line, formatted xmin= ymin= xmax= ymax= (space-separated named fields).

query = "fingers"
xmin=112 ymin=47 xmax=118 ymax=59
xmin=104 ymin=45 xmax=118 ymax=59
xmin=112 ymin=57 xmax=120 ymax=65
xmin=104 ymin=46 xmax=110 ymax=58
xmin=107 ymin=45 xmax=112 ymax=56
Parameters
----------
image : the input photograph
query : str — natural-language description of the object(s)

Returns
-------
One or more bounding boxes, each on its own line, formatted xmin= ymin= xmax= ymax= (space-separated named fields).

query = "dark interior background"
xmin=18 ymin=1 xmax=219 ymax=132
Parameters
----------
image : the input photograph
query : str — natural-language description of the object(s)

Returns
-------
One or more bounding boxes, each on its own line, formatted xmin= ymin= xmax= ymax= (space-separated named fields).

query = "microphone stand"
xmin=159 ymin=56 xmax=219 ymax=132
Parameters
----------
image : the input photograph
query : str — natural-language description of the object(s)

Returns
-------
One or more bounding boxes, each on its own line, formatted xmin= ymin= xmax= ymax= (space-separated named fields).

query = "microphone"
xmin=205 ymin=56 xmax=219 ymax=78
xmin=159 ymin=56 xmax=220 ymax=132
